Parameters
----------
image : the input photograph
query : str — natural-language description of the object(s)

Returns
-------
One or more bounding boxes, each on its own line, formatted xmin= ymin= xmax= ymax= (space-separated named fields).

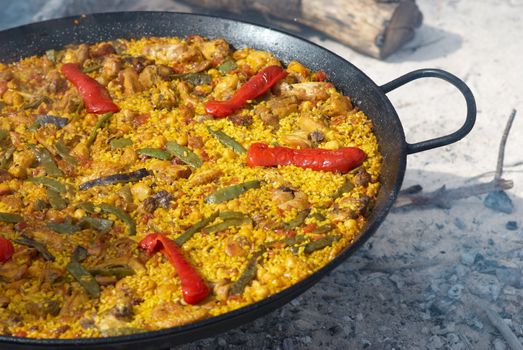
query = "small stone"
xmin=217 ymin=337 xmax=227 ymax=347
xmin=460 ymin=252 xmax=477 ymax=266
xmin=484 ymin=191 xmax=513 ymax=214
xmin=454 ymin=218 xmax=466 ymax=230
xmin=447 ymin=284 xmax=464 ymax=300
xmin=356 ymin=313 xmax=364 ymax=321
xmin=496 ymin=267 xmax=521 ymax=287
xmin=290 ymin=299 xmax=300 ymax=306
xmin=506 ymin=221 xmax=518 ymax=230
xmin=282 ymin=338 xmax=294 ymax=350
xmin=427 ymin=335 xmax=444 ymax=349
xmin=493 ymin=338 xmax=507 ymax=350
xmin=299 ymin=336 xmax=312 ymax=345
xmin=468 ymin=273 xmax=501 ymax=301
xmin=466 ymin=316 xmax=484 ymax=330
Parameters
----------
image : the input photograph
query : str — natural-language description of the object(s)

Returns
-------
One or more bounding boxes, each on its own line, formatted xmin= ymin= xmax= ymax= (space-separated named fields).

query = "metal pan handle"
xmin=380 ymin=68 xmax=476 ymax=155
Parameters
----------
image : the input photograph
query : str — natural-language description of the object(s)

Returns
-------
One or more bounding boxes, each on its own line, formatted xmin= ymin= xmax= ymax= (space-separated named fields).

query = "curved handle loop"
xmin=380 ymin=68 xmax=476 ymax=154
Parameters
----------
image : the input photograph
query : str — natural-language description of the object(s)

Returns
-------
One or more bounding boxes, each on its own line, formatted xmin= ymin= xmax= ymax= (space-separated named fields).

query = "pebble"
xmin=282 ymin=338 xmax=294 ymax=350
xmin=506 ymin=221 xmax=518 ymax=230
xmin=427 ymin=335 xmax=444 ymax=349
xmin=484 ymin=191 xmax=513 ymax=214
xmin=466 ymin=316 xmax=484 ymax=330
xmin=460 ymin=252 xmax=477 ymax=266
xmin=496 ymin=267 xmax=521 ymax=287
xmin=217 ymin=337 xmax=227 ymax=347
xmin=454 ymin=217 xmax=466 ymax=230
xmin=468 ymin=273 xmax=501 ymax=301
xmin=447 ymin=284 xmax=464 ymax=300
xmin=493 ymin=338 xmax=507 ymax=350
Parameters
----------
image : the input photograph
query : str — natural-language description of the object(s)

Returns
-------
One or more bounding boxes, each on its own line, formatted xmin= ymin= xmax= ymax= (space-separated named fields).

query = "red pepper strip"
xmin=246 ymin=142 xmax=366 ymax=173
xmin=0 ymin=237 xmax=14 ymax=263
xmin=61 ymin=63 xmax=119 ymax=114
xmin=139 ymin=233 xmax=209 ymax=305
xmin=205 ymin=65 xmax=288 ymax=118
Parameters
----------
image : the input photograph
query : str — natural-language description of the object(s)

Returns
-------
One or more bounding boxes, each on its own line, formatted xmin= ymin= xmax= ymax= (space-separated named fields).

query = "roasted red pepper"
xmin=61 ymin=63 xmax=119 ymax=114
xmin=139 ymin=233 xmax=209 ymax=304
xmin=205 ymin=65 xmax=288 ymax=118
xmin=246 ymin=142 xmax=366 ymax=173
xmin=0 ymin=236 xmax=14 ymax=263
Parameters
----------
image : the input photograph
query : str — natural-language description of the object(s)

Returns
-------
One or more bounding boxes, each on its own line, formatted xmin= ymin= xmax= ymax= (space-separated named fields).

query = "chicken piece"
xmin=149 ymin=301 xmax=208 ymax=329
xmin=63 ymin=44 xmax=89 ymax=64
xmin=188 ymin=168 xmax=223 ymax=186
xmin=266 ymin=95 xmax=298 ymax=118
xmin=281 ymin=131 xmax=311 ymax=148
xmin=119 ymin=67 xmax=143 ymax=95
xmin=212 ymin=74 xmax=239 ymax=101
xmin=280 ymin=82 xmax=330 ymax=101
xmin=8 ymin=149 xmax=35 ymax=178
xmin=322 ymin=92 xmax=352 ymax=117
xmin=272 ymin=187 xmax=310 ymax=211
xmin=102 ymin=56 xmax=122 ymax=81
xmin=199 ymin=39 xmax=230 ymax=63
xmin=148 ymin=159 xmax=192 ymax=182
xmin=89 ymin=43 xmax=116 ymax=58
xmin=53 ymin=89 xmax=82 ymax=113
xmin=138 ymin=65 xmax=160 ymax=89
xmin=45 ymin=70 xmax=66 ymax=94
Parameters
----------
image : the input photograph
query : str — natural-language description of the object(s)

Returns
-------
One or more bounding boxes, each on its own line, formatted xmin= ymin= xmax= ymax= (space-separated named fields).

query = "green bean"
xmin=0 ymin=129 xmax=10 ymax=143
xmin=54 ymin=141 xmax=78 ymax=166
xmin=174 ymin=211 xmax=219 ymax=246
xmin=88 ymin=263 xmax=135 ymax=279
xmin=47 ymin=218 xmax=80 ymax=234
xmin=29 ymin=145 xmax=63 ymax=177
xmin=0 ymin=146 xmax=15 ymax=169
xmin=87 ymin=112 xmax=112 ymax=146
xmin=331 ymin=180 xmax=354 ymax=200
xmin=76 ymin=202 xmax=96 ymax=214
xmin=22 ymin=97 xmax=48 ymax=110
xmin=173 ymin=73 xmax=212 ymax=85
xmin=110 ymin=137 xmax=133 ymax=149
xmin=66 ymin=261 xmax=100 ymax=298
xmin=34 ymin=199 xmax=50 ymax=211
xmin=218 ymin=59 xmax=237 ymax=73
xmin=14 ymin=235 xmax=55 ymax=261
xmin=302 ymin=235 xmax=341 ymax=254
xmin=207 ymin=127 xmax=246 ymax=154
xmin=165 ymin=141 xmax=203 ymax=168
xmin=310 ymin=224 xmax=335 ymax=234
xmin=310 ymin=212 xmax=326 ymax=221
xmin=218 ymin=211 xmax=248 ymax=220
xmin=98 ymin=204 xmax=136 ymax=236
xmin=79 ymin=168 xmax=150 ymax=190
xmin=202 ymin=217 xmax=252 ymax=234
xmin=136 ymin=148 xmax=171 ymax=160
xmin=82 ymin=64 xmax=103 ymax=73
xmin=0 ymin=212 xmax=23 ymax=223
xmin=29 ymin=115 xmax=69 ymax=131
xmin=46 ymin=188 xmax=67 ymax=210
xmin=282 ymin=209 xmax=310 ymax=230
xmin=267 ymin=235 xmax=307 ymax=248
xmin=29 ymin=176 xmax=67 ymax=193
xmin=230 ymin=247 xmax=265 ymax=295
xmin=78 ymin=216 xmax=114 ymax=233
xmin=205 ymin=180 xmax=261 ymax=204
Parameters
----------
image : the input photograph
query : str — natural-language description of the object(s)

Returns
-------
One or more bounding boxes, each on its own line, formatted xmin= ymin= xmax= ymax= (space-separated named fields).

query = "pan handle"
xmin=380 ymin=68 xmax=476 ymax=155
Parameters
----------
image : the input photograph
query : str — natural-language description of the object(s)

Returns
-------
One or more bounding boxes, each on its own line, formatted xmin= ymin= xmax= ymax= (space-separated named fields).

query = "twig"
xmin=394 ymin=109 xmax=517 ymax=211
xmin=478 ymin=301 xmax=523 ymax=350
xmin=495 ymin=109 xmax=517 ymax=181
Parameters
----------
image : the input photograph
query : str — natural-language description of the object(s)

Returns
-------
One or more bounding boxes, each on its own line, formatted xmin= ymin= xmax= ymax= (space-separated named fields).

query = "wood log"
xmin=177 ymin=0 xmax=422 ymax=59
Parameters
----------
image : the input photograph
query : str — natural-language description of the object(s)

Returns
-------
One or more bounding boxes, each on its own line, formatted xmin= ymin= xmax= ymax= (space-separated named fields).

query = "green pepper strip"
xmin=14 ymin=235 xmax=55 ymax=261
xmin=136 ymin=148 xmax=172 ymax=160
xmin=230 ymin=247 xmax=266 ymax=295
xmin=29 ymin=176 xmax=67 ymax=193
xmin=0 ymin=212 xmax=23 ymax=223
xmin=202 ymin=217 xmax=252 ymax=234
xmin=165 ymin=141 xmax=203 ymax=168
xmin=78 ymin=216 xmax=114 ymax=233
xmin=83 ymin=64 xmax=103 ymax=73
xmin=76 ymin=202 xmax=96 ymax=214
xmin=87 ymin=112 xmax=113 ymax=146
xmin=88 ymin=264 xmax=135 ymax=279
xmin=302 ymin=235 xmax=342 ymax=254
xmin=47 ymin=219 xmax=80 ymax=234
xmin=205 ymin=180 xmax=261 ymax=204
xmin=98 ymin=203 xmax=136 ymax=236
xmin=54 ymin=141 xmax=79 ymax=166
xmin=172 ymin=73 xmax=212 ymax=86
xmin=174 ymin=211 xmax=219 ymax=246
xmin=66 ymin=260 xmax=100 ymax=298
xmin=331 ymin=180 xmax=354 ymax=200
xmin=29 ymin=145 xmax=63 ymax=177
xmin=46 ymin=188 xmax=67 ymax=210
xmin=218 ymin=59 xmax=237 ymax=73
xmin=110 ymin=138 xmax=133 ymax=149
xmin=282 ymin=209 xmax=310 ymax=230
xmin=207 ymin=127 xmax=246 ymax=154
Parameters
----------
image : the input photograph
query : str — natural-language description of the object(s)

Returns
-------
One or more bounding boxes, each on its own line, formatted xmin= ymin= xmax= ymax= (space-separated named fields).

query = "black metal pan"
xmin=0 ymin=12 xmax=476 ymax=350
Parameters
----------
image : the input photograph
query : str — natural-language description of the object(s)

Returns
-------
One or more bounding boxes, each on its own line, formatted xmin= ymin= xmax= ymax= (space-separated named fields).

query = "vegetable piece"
xmin=246 ymin=143 xmax=366 ymax=173
xmin=29 ymin=145 xmax=64 ymax=177
xmin=202 ymin=217 xmax=252 ymax=234
xmin=139 ymin=233 xmax=209 ymax=304
xmin=79 ymin=168 xmax=150 ymax=190
xmin=267 ymin=235 xmax=308 ymax=249
xmin=82 ymin=64 xmax=103 ymax=73
xmin=98 ymin=204 xmax=136 ymax=236
xmin=66 ymin=261 xmax=100 ymax=298
xmin=47 ymin=218 xmax=80 ymax=234
xmin=61 ymin=63 xmax=119 ymax=114
xmin=302 ymin=235 xmax=341 ymax=254
xmin=0 ymin=147 xmax=15 ymax=170
xmin=22 ymin=97 xmax=48 ymax=110
xmin=205 ymin=180 xmax=261 ymax=204
xmin=29 ymin=176 xmax=67 ymax=193
xmin=174 ymin=211 xmax=219 ymax=246
xmin=217 ymin=59 xmax=237 ymax=73
xmin=218 ymin=211 xmax=248 ymax=220
xmin=87 ymin=112 xmax=113 ymax=146
xmin=165 ymin=141 xmax=203 ymax=168
xmin=310 ymin=224 xmax=335 ymax=234
xmin=34 ymin=199 xmax=50 ymax=211
xmin=0 ymin=212 xmax=23 ymax=223
xmin=76 ymin=202 xmax=96 ymax=214
xmin=207 ymin=127 xmax=246 ymax=154
xmin=29 ymin=115 xmax=69 ymax=131
xmin=110 ymin=137 xmax=133 ymax=149
xmin=46 ymin=188 xmax=67 ymax=210
xmin=173 ymin=73 xmax=212 ymax=86
xmin=205 ymin=66 xmax=288 ymax=118
xmin=78 ymin=216 xmax=114 ymax=233
xmin=88 ymin=263 xmax=135 ymax=279
xmin=14 ymin=235 xmax=55 ymax=261
xmin=282 ymin=209 xmax=310 ymax=230
xmin=72 ymin=246 xmax=88 ymax=262
xmin=331 ymin=180 xmax=354 ymax=199
xmin=54 ymin=141 xmax=79 ymax=166
xmin=0 ymin=237 xmax=14 ymax=263
xmin=230 ymin=247 xmax=266 ymax=295
xmin=136 ymin=148 xmax=171 ymax=160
